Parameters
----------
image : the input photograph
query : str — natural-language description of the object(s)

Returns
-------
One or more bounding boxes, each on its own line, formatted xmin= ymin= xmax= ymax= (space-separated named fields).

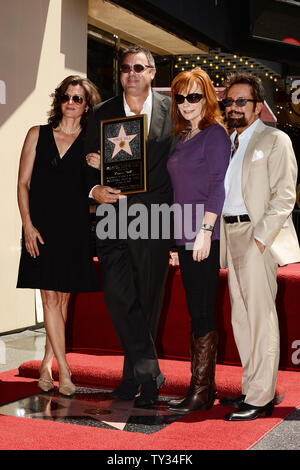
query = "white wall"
xmin=0 ymin=0 xmax=88 ymax=333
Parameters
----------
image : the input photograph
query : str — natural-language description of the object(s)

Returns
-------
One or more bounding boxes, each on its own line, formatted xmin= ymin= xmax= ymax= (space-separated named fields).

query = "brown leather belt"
xmin=223 ymin=214 xmax=251 ymax=224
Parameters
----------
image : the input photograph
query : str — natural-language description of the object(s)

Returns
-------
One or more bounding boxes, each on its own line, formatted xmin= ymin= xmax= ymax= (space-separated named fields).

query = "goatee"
xmin=226 ymin=112 xmax=248 ymax=129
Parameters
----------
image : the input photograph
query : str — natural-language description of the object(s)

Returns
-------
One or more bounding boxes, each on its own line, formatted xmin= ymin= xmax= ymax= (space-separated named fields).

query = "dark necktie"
xmin=231 ymin=134 xmax=239 ymax=158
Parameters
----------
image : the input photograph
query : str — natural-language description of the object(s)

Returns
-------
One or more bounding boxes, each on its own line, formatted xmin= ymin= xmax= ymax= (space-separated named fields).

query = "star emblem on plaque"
xmin=101 ymin=115 xmax=148 ymax=194
xmin=107 ymin=125 xmax=137 ymax=159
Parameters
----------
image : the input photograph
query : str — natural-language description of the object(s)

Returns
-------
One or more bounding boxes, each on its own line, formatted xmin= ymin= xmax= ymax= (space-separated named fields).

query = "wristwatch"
xmin=201 ymin=224 xmax=214 ymax=232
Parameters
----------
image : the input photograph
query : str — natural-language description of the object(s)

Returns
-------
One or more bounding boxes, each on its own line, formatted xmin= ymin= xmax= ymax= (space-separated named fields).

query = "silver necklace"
xmin=187 ymin=127 xmax=199 ymax=140
xmin=59 ymin=124 xmax=81 ymax=135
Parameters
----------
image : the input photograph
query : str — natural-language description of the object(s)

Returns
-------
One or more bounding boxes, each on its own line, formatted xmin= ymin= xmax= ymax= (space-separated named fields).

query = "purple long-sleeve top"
xmin=167 ymin=123 xmax=231 ymax=245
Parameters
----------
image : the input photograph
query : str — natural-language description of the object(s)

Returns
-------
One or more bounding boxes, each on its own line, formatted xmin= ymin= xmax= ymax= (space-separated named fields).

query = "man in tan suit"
xmin=219 ymin=73 xmax=300 ymax=421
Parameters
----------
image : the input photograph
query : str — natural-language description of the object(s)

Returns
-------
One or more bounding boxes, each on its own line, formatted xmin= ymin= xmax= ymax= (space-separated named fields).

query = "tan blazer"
xmin=220 ymin=120 xmax=300 ymax=267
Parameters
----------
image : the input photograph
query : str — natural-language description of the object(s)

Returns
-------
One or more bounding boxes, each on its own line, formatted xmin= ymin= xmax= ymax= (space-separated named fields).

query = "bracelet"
xmin=201 ymin=224 xmax=214 ymax=232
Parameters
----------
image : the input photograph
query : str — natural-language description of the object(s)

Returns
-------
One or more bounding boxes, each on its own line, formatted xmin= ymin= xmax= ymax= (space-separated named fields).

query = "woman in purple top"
xmin=167 ymin=69 xmax=231 ymax=413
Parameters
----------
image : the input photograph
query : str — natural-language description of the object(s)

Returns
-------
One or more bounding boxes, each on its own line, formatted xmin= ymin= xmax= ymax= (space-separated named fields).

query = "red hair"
xmin=171 ymin=69 xmax=224 ymax=135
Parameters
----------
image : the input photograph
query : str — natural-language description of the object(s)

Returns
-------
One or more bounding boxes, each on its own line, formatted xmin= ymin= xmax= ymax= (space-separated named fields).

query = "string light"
xmin=173 ymin=52 xmax=282 ymax=90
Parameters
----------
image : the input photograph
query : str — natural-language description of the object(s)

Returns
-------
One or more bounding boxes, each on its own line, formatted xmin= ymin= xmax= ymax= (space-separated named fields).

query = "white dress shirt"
xmin=222 ymin=119 xmax=265 ymax=245
xmin=89 ymin=91 xmax=152 ymax=197
xmin=123 ymin=90 xmax=152 ymax=133
xmin=223 ymin=119 xmax=260 ymax=216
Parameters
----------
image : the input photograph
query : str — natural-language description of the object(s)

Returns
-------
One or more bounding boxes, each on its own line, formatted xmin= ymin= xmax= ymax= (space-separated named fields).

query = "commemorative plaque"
xmin=100 ymin=114 xmax=148 ymax=194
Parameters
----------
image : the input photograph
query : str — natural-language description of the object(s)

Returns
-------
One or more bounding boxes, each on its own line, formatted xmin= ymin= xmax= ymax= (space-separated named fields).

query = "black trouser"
xmin=96 ymin=236 xmax=170 ymax=386
xmin=177 ymin=240 xmax=220 ymax=339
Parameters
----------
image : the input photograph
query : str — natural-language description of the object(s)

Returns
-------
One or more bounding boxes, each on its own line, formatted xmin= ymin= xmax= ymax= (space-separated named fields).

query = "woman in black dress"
xmin=17 ymin=76 xmax=101 ymax=396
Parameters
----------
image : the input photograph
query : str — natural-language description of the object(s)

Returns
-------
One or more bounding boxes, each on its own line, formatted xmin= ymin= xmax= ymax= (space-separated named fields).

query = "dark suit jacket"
xmin=84 ymin=90 xmax=176 ymax=206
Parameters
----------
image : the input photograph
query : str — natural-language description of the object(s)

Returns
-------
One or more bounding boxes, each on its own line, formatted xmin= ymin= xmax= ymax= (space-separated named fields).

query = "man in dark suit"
xmin=84 ymin=45 xmax=176 ymax=407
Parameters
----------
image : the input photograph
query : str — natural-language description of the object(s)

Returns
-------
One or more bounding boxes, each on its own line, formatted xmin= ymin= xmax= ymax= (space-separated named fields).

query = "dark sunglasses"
xmin=61 ymin=93 xmax=84 ymax=105
xmin=222 ymin=98 xmax=256 ymax=107
xmin=120 ymin=64 xmax=154 ymax=74
xmin=174 ymin=93 xmax=203 ymax=104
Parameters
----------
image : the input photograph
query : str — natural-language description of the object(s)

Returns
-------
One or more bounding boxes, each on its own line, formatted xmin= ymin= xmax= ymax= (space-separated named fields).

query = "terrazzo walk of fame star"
xmin=0 ymin=387 xmax=184 ymax=434
xmin=107 ymin=125 xmax=137 ymax=159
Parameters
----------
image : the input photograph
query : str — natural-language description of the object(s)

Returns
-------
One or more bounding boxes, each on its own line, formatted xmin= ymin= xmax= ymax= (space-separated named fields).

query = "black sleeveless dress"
xmin=17 ymin=124 xmax=100 ymax=293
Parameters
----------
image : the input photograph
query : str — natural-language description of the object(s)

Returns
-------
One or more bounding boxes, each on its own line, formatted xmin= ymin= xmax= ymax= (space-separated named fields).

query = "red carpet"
xmin=66 ymin=262 xmax=300 ymax=371
xmin=17 ymin=353 xmax=286 ymax=399
xmin=0 ymin=354 xmax=299 ymax=450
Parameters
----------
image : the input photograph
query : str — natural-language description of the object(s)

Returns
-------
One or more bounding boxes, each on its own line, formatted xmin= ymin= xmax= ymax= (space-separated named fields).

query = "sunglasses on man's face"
xmin=222 ymin=98 xmax=256 ymax=107
xmin=61 ymin=94 xmax=84 ymax=105
xmin=120 ymin=64 xmax=153 ymax=74
xmin=174 ymin=93 xmax=203 ymax=105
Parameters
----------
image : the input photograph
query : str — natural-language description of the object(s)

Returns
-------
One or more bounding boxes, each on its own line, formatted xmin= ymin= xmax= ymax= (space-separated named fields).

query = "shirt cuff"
xmin=89 ymin=185 xmax=100 ymax=199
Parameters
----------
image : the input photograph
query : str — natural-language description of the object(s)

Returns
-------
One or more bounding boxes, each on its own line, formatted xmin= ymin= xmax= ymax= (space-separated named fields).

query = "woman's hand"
xmin=193 ymin=229 xmax=212 ymax=262
xmin=86 ymin=152 xmax=101 ymax=170
xmin=24 ymin=223 xmax=44 ymax=258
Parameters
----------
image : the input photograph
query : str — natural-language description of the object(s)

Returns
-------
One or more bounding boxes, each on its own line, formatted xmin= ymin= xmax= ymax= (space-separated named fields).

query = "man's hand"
xmin=255 ymin=238 xmax=265 ymax=254
xmin=86 ymin=152 xmax=101 ymax=170
xmin=92 ymin=185 xmax=125 ymax=204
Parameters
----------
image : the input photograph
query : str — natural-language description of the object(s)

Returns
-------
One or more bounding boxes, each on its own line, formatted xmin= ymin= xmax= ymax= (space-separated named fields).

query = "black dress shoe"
xmin=219 ymin=394 xmax=246 ymax=408
xmin=225 ymin=401 xmax=274 ymax=421
xmin=220 ymin=393 xmax=284 ymax=409
xmin=134 ymin=377 xmax=166 ymax=408
xmin=110 ymin=379 xmax=139 ymax=400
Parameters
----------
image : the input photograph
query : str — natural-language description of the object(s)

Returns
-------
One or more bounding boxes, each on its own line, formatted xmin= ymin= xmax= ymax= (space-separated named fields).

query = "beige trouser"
xmin=225 ymin=220 xmax=279 ymax=407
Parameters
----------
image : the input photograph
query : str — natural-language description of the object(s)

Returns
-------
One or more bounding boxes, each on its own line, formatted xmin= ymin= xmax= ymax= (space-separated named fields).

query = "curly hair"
xmin=171 ymin=68 xmax=224 ymax=136
xmin=48 ymin=75 xmax=101 ymax=129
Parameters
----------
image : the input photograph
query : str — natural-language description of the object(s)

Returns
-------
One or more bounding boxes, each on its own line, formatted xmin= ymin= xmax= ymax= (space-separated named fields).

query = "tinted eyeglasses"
xmin=222 ymin=98 xmax=256 ymax=107
xmin=120 ymin=64 xmax=154 ymax=74
xmin=61 ymin=94 xmax=84 ymax=105
xmin=174 ymin=93 xmax=203 ymax=105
